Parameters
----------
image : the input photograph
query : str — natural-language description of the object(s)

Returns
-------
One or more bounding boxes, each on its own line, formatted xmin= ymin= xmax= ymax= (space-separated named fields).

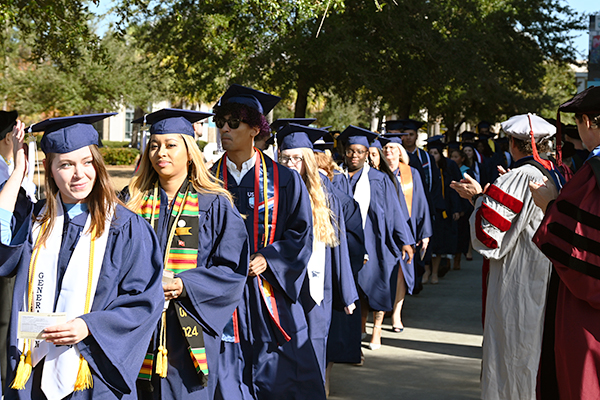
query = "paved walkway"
xmin=328 ymin=254 xmax=484 ymax=399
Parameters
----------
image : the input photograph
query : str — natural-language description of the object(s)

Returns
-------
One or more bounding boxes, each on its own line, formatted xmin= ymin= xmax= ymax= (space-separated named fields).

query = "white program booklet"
xmin=18 ymin=312 xmax=67 ymax=339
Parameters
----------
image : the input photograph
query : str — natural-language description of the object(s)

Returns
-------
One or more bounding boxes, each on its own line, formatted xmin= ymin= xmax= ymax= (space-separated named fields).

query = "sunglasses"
xmin=215 ymin=117 xmax=243 ymax=129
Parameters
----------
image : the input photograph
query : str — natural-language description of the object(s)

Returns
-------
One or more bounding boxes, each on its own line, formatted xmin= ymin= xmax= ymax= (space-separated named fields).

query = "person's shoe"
xmin=392 ymin=326 xmax=404 ymax=333
xmin=368 ymin=342 xmax=381 ymax=350
xmin=422 ymin=271 xmax=431 ymax=284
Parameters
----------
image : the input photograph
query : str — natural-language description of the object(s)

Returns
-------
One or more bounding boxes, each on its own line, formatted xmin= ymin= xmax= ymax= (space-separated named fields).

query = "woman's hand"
xmin=163 ymin=277 xmax=184 ymax=300
xmin=11 ymin=120 xmax=27 ymax=176
xmin=344 ymin=303 xmax=356 ymax=315
xmin=249 ymin=253 xmax=268 ymax=277
xmin=42 ymin=318 xmax=90 ymax=345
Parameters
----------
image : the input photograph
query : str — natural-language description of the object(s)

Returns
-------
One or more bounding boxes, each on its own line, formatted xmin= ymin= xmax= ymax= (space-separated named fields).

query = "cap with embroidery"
xmin=0 ymin=110 xmax=18 ymax=139
xmin=29 ymin=113 xmax=117 ymax=154
xmin=558 ymin=86 xmax=600 ymax=113
xmin=500 ymin=113 xmax=556 ymax=142
xmin=217 ymin=84 xmax=281 ymax=115
xmin=132 ymin=108 xmax=213 ymax=137
xmin=277 ymin=123 xmax=328 ymax=151
xmin=271 ymin=118 xmax=316 ymax=132
xmin=338 ymin=125 xmax=378 ymax=148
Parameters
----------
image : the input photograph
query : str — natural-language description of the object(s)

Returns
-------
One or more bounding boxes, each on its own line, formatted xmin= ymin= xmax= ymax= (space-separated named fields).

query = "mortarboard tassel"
xmin=155 ymin=311 xmax=168 ymax=378
xmin=74 ymin=354 xmax=93 ymax=391
xmin=527 ymin=114 xmax=553 ymax=170
xmin=11 ymin=345 xmax=32 ymax=390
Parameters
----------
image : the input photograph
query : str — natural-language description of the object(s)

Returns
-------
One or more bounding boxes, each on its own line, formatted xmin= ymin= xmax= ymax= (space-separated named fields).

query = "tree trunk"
xmin=130 ymin=107 xmax=145 ymax=148
xmin=294 ymin=77 xmax=310 ymax=118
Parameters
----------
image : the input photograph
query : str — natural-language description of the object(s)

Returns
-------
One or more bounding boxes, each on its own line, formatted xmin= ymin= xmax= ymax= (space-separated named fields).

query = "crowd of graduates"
xmin=1 ymin=83 xmax=600 ymax=400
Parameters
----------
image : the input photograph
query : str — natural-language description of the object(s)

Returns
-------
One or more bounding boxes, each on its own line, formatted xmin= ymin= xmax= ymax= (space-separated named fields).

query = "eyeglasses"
xmin=345 ymin=149 xmax=367 ymax=157
xmin=215 ymin=116 xmax=243 ymax=129
xmin=279 ymin=155 xmax=304 ymax=165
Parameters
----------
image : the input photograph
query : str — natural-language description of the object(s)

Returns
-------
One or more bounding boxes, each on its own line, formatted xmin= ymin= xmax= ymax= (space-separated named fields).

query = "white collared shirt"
xmin=226 ymin=152 xmax=258 ymax=185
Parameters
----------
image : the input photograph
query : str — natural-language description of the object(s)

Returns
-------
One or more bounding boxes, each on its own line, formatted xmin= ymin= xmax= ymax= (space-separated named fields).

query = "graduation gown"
xmin=429 ymin=159 xmax=461 ymax=256
xmin=350 ymin=167 xmax=415 ymax=311
xmin=322 ymin=175 xmax=365 ymax=364
xmin=470 ymin=160 xmax=552 ymax=400
xmin=212 ymin=153 xmax=324 ymax=400
xmin=392 ymin=165 xmax=432 ymax=294
xmin=0 ymin=191 xmax=164 ymax=400
xmin=331 ymin=171 xmax=352 ymax=197
xmin=533 ymin=154 xmax=600 ymax=399
xmin=129 ymin=186 xmax=250 ymax=400
xmin=299 ymin=175 xmax=358 ymax=383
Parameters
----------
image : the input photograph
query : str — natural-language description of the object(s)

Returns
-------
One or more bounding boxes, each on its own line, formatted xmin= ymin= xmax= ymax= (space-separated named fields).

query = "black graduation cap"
xmin=132 ymin=109 xmax=213 ymax=137
xmin=397 ymin=119 xmax=424 ymax=132
xmin=29 ymin=113 xmax=117 ymax=154
xmin=564 ymin=124 xmax=580 ymax=140
xmin=477 ymin=121 xmax=493 ymax=130
xmin=270 ymin=118 xmax=316 ymax=132
xmin=277 ymin=123 xmax=328 ymax=151
xmin=461 ymin=131 xmax=477 ymax=141
xmin=447 ymin=141 xmax=461 ymax=150
xmin=384 ymin=120 xmax=404 ymax=132
xmin=558 ymin=86 xmax=600 ymax=113
xmin=0 ymin=110 xmax=18 ymax=139
xmin=217 ymin=84 xmax=281 ymax=115
xmin=338 ymin=126 xmax=378 ymax=148
xmin=426 ymin=135 xmax=445 ymax=151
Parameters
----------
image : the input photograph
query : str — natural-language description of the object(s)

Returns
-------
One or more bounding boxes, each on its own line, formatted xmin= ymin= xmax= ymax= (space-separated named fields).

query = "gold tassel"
xmin=74 ymin=354 xmax=93 ymax=391
xmin=442 ymin=210 xmax=448 ymax=219
xmin=11 ymin=350 xmax=32 ymax=390
xmin=156 ymin=345 xmax=168 ymax=378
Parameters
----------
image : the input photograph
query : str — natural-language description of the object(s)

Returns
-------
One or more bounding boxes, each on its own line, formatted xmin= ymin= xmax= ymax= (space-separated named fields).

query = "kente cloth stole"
xmin=136 ymin=181 xmax=208 ymax=385
xmin=395 ymin=163 xmax=414 ymax=217
xmin=216 ymin=150 xmax=290 ymax=345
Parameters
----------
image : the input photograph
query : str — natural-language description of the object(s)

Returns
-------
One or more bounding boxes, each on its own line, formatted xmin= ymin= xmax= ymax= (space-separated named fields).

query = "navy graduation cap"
xmin=132 ymin=108 xmax=213 ymax=137
xmin=447 ymin=141 xmax=461 ymax=150
xmin=338 ymin=125 xmax=378 ymax=148
xmin=29 ymin=113 xmax=117 ymax=154
xmin=382 ymin=132 xmax=407 ymax=145
xmin=217 ymin=84 xmax=281 ymax=115
xmin=461 ymin=131 xmax=477 ymax=141
xmin=0 ymin=110 xmax=18 ymax=138
xmin=369 ymin=138 xmax=383 ymax=150
xmin=277 ymin=123 xmax=328 ymax=151
xmin=271 ymin=118 xmax=316 ymax=132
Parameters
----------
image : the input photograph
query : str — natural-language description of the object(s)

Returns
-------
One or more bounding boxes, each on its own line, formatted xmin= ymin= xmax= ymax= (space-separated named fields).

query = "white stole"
xmin=20 ymin=196 xmax=112 ymax=400
xmin=353 ymin=164 xmax=371 ymax=229
xmin=307 ymin=239 xmax=326 ymax=305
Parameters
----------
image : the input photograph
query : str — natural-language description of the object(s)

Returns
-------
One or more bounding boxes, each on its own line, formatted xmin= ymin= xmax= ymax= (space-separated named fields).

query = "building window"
xmin=125 ymin=109 xmax=135 ymax=140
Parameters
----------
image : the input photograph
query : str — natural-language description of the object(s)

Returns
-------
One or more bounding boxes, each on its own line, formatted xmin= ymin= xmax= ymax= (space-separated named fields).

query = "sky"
xmin=92 ymin=0 xmax=598 ymax=60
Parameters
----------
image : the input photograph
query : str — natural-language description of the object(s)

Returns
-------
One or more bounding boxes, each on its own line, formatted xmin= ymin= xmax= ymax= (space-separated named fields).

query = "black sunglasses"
xmin=215 ymin=117 xmax=243 ymax=129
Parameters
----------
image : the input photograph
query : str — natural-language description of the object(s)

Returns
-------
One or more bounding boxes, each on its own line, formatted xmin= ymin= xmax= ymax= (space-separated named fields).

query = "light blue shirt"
xmin=0 ymin=202 xmax=88 ymax=246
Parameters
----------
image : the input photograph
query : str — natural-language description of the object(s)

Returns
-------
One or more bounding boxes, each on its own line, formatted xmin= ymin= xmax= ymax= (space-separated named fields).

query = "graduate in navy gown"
xmin=276 ymin=123 xmax=358 ymax=395
xmin=381 ymin=134 xmax=432 ymax=331
xmin=339 ymin=126 xmax=415 ymax=351
xmin=425 ymin=137 xmax=462 ymax=284
xmin=211 ymin=85 xmax=324 ymax=400
xmin=0 ymin=114 xmax=164 ymax=400
xmin=122 ymin=109 xmax=249 ymax=400
xmin=313 ymin=146 xmax=366 ymax=367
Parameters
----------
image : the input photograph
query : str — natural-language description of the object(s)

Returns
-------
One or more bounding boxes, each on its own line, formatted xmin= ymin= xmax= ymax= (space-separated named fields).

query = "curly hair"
xmin=213 ymin=102 xmax=271 ymax=139
xmin=510 ymin=136 xmax=550 ymax=155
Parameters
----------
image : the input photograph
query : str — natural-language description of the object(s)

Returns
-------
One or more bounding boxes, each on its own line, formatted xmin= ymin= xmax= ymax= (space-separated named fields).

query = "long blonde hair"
xmin=300 ymin=148 xmax=339 ymax=247
xmin=126 ymin=134 xmax=232 ymax=211
xmin=36 ymin=145 xmax=117 ymax=249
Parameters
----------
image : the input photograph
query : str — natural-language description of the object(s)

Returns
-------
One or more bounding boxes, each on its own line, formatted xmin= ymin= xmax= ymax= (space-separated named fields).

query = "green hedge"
xmin=103 ymin=141 xmax=130 ymax=148
xmin=99 ymin=147 xmax=138 ymax=165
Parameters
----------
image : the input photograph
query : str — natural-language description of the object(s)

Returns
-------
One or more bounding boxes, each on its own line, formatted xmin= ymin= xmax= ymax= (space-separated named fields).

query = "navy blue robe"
xmin=211 ymin=153 xmax=324 ymax=400
xmin=0 ymin=191 xmax=164 ymax=400
xmin=349 ymin=167 xmax=415 ymax=311
xmin=331 ymin=171 xmax=352 ymax=197
xmin=299 ymin=175 xmax=358 ymax=383
xmin=123 ymin=186 xmax=250 ymax=400
xmin=321 ymin=175 xmax=365 ymax=364
xmin=392 ymin=166 xmax=433 ymax=293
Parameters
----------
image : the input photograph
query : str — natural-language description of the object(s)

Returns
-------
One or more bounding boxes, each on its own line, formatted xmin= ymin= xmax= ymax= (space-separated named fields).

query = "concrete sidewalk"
xmin=328 ymin=254 xmax=484 ymax=399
